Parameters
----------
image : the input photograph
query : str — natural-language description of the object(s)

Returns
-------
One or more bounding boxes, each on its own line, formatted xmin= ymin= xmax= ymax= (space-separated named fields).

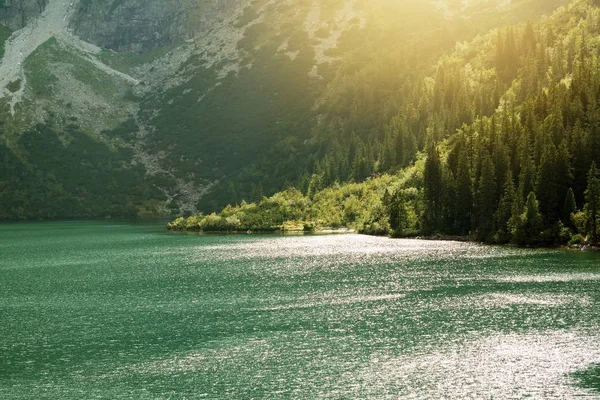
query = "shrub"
xmin=568 ymin=233 xmax=585 ymax=246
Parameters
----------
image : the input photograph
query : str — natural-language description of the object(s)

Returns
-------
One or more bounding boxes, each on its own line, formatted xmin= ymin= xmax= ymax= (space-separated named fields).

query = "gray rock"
xmin=70 ymin=0 xmax=243 ymax=53
xmin=0 ymin=0 xmax=47 ymax=30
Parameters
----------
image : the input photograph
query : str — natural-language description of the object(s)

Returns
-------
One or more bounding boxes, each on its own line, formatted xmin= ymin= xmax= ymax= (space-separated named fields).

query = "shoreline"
xmin=167 ymin=227 xmax=356 ymax=235
xmin=168 ymin=224 xmax=600 ymax=251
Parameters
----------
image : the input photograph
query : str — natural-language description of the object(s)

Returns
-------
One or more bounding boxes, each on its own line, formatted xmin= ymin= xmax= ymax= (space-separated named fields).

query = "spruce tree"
xmin=423 ymin=141 xmax=443 ymax=234
xmin=389 ymin=189 xmax=409 ymax=237
xmin=496 ymin=170 xmax=516 ymax=241
xmin=584 ymin=162 xmax=600 ymax=244
xmin=512 ymin=192 xmax=543 ymax=245
xmin=536 ymin=144 xmax=558 ymax=224
xmin=475 ymin=153 xmax=497 ymax=241
xmin=518 ymin=155 xmax=536 ymax=204
xmin=561 ymin=188 xmax=577 ymax=228
xmin=455 ymin=150 xmax=473 ymax=235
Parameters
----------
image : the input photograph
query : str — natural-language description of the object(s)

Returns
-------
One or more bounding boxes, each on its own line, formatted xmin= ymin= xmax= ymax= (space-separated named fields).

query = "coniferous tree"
xmin=555 ymin=140 xmax=573 ymax=207
xmin=454 ymin=149 xmax=473 ymax=235
xmin=571 ymin=122 xmax=589 ymax=206
xmin=423 ymin=141 xmax=443 ymax=234
xmin=561 ymin=187 xmax=577 ymax=228
xmin=475 ymin=153 xmax=497 ymax=241
xmin=512 ymin=192 xmax=543 ymax=245
xmin=496 ymin=170 xmax=516 ymax=242
xmin=518 ymin=155 xmax=536 ymax=204
xmin=584 ymin=162 xmax=600 ymax=244
xmin=389 ymin=189 xmax=409 ymax=237
xmin=536 ymin=144 xmax=559 ymax=223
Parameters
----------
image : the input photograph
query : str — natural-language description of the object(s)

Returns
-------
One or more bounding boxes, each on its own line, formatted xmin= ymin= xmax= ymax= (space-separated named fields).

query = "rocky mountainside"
xmin=0 ymin=0 xmax=572 ymax=219
xmin=71 ymin=0 xmax=246 ymax=53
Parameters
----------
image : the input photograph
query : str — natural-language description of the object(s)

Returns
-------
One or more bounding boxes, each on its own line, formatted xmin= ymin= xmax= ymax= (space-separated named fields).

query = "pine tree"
xmin=512 ymin=192 xmax=543 ymax=245
xmin=561 ymin=188 xmax=577 ymax=228
xmin=517 ymin=147 xmax=536 ymax=204
xmin=496 ymin=170 xmax=516 ymax=241
xmin=475 ymin=153 xmax=497 ymax=241
xmin=569 ymin=121 xmax=588 ymax=205
xmin=584 ymin=162 xmax=600 ymax=244
xmin=423 ymin=141 xmax=443 ymax=234
xmin=555 ymin=140 xmax=573 ymax=206
xmin=389 ymin=189 xmax=409 ymax=237
xmin=536 ymin=144 xmax=558 ymax=223
xmin=454 ymin=149 xmax=473 ymax=235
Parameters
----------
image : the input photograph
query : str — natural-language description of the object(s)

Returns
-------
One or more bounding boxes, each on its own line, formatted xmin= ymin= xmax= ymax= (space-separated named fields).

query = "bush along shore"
xmin=166 ymin=182 xmax=388 ymax=234
xmin=167 ymin=160 xmax=600 ymax=250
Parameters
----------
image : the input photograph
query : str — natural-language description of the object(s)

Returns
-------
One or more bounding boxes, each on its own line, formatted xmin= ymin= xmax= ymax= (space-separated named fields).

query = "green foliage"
xmin=171 ymin=0 xmax=600 ymax=246
xmin=169 ymin=176 xmax=401 ymax=233
xmin=571 ymin=210 xmax=587 ymax=236
xmin=569 ymin=233 xmax=585 ymax=246
xmin=24 ymin=37 xmax=131 ymax=102
xmin=423 ymin=141 xmax=443 ymax=234
xmin=388 ymin=189 xmax=410 ymax=237
xmin=7 ymin=0 xmax=600 ymax=238
xmin=136 ymin=0 xmax=571 ymax=215
xmin=512 ymin=192 xmax=544 ymax=245
xmin=0 ymin=123 xmax=156 ymax=220
xmin=495 ymin=171 xmax=516 ymax=243
xmin=584 ymin=162 xmax=600 ymax=244
xmin=561 ymin=188 xmax=577 ymax=227
xmin=476 ymin=152 xmax=497 ymax=241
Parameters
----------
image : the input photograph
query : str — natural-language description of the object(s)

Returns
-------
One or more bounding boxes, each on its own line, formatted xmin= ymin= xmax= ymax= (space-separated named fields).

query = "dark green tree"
xmin=512 ymin=192 xmax=543 ymax=245
xmin=496 ymin=170 xmax=516 ymax=242
xmin=423 ymin=141 xmax=443 ymax=234
xmin=536 ymin=144 xmax=559 ymax=224
xmin=388 ymin=189 xmax=409 ymax=237
xmin=584 ymin=162 xmax=600 ymax=244
xmin=561 ymin=187 xmax=577 ymax=228
xmin=475 ymin=153 xmax=497 ymax=241
xmin=454 ymin=149 xmax=473 ymax=235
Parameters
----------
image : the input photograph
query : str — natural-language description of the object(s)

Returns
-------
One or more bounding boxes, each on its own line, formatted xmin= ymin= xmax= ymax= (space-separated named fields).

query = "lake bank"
xmin=168 ymin=222 xmax=600 ymax=252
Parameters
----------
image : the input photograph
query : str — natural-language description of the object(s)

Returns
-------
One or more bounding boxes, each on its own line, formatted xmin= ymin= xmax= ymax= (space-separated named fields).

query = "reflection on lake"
xmin=1 ymin=221 xmax=599 ymax=398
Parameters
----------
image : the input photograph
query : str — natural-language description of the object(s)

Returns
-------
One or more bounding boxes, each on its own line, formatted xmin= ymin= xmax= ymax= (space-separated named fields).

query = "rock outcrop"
xmin=70 ymin=0 xmax=244 ymax=53
xmin=0 ymin=0 xmax=46 ymax=30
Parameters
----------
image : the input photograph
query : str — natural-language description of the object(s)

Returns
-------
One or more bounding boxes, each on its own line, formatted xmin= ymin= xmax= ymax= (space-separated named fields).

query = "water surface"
xmin=1 ymin=221 xmax=599 ymax=398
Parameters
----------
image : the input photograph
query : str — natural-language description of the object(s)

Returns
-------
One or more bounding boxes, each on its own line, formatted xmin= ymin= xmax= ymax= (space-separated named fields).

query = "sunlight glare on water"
xmin=0 ymin=222 xmax=599 ymax=399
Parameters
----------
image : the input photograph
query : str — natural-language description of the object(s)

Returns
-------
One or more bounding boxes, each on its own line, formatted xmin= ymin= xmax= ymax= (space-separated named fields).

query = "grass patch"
xmin=23 ymin=38 xmax=60 ymax=97
xmin=24 ymin=37 xmax=128 ymax=100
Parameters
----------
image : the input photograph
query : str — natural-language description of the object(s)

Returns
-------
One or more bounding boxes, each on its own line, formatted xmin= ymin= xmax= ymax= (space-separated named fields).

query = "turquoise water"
xmin=1 ymin=221 xmax=600 ymax=398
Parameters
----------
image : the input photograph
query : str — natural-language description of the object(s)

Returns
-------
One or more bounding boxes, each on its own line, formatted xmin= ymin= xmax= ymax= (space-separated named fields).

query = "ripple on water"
xmin=452 ymin=292 xmax=592 ymax=308
xmin=348 ymin=330 xmax=600 ymax=399
xmin=497 ymin=273 xmax=600 ymax=283
xmin=1 ymin=223 xmax=600 ymax=399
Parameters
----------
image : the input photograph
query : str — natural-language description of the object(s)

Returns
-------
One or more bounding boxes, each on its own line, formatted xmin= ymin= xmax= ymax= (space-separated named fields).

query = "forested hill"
xmin=172 ymin=0 xmax=600 ymax=247
xmin=0 ymin=0 xmax=569 ymax=220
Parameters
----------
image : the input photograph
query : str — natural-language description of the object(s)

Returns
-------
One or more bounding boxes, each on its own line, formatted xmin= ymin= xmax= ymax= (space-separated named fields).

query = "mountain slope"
xmin=0 ymin=0 xmax=572 ymax=220
xmin=172 ymin=0 xmax=600 ymax=247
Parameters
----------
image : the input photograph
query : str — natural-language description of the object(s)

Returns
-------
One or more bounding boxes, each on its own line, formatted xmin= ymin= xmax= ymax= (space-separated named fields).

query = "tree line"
xmin=174 ymin=1 xmax=600 ymax=246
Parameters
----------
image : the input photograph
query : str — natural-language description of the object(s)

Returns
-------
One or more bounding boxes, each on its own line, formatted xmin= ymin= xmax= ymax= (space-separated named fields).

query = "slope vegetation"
xmin=0 ymin=0 xmax=573 ymax=220
xmin=174 ymin=0 xmax=600 ymax=247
